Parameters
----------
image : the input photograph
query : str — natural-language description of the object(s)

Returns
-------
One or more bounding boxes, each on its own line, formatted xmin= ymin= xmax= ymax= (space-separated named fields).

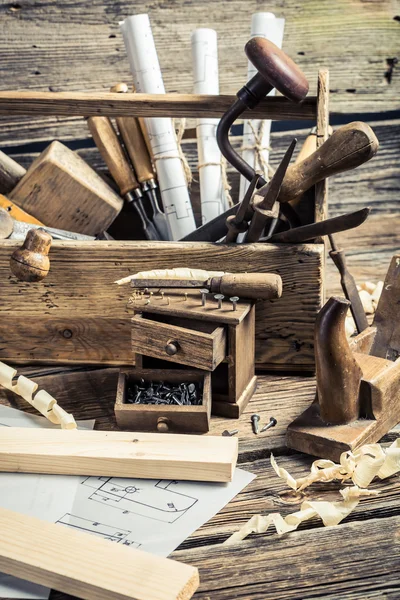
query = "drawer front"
xmin=115 ymin=407 xmax=210 ymax=434
xmin=131 ymin=316 xmax=226 ymax=371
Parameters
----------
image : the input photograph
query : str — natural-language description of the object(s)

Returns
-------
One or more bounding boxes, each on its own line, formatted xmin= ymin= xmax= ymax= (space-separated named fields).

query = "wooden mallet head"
xmin=10 ymin=228 xmax=52 ymax=282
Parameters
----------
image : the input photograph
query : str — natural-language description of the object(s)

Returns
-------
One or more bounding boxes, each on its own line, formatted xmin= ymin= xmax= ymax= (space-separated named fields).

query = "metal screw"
xmin=62 ymin=329 xmax=73 ymax=339
xmin=200 ymin=288 xmax=208 ymax=307
xmin=229 ymin=296 xmax=239 ymax=311
xmin=214 ymin=294 xmax=225 ymax=309
xmin=251 ymin=414 xmax=260 ymax=434
xmin=184 ymin=292 xmax=188 ymax=302
xmin=260 ymin=417 xmax=277 ymax=433
xmin=222 ymin=429 xmax=239 ymax=437
xmin=167 ymin=296 xmax=170 ymax=305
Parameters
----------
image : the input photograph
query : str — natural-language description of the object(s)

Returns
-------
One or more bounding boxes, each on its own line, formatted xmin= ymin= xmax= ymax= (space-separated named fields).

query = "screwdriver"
xmin=110 ymin=83 xmax=170 ymax=241
xmin=87 ymin=116 xmax=160 ymax=241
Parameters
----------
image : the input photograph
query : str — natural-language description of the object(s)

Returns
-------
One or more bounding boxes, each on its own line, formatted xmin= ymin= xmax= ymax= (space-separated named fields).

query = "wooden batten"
xmin=0 ymin=427 xmax=238 ymax=482
xmin=0 ymin=91 xmax=317 ymax=120
xmin=0 ymin=506 xmax=199 ymax=600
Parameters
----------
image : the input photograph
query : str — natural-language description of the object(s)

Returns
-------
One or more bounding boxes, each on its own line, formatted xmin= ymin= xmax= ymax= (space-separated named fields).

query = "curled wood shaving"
xmin=224 ymin=440 xmax=400 ymax=545
xmin=115 ymin=268 xmax=227 ymax=285
xmin=0 ymin=361 xmax=77 ymax=429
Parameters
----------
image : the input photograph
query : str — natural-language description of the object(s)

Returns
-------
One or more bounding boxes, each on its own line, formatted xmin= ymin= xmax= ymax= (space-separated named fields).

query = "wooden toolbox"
xmin=0 ymin=72 xmax=328 ymax=372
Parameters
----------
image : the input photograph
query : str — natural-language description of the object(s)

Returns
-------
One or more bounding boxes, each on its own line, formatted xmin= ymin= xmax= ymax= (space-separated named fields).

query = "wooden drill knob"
xmin=245 ymin=37 xmax=309 ymax=103
xmin=165 ymin=341 xmax=179 ymax=356
xmin=10 ymin=228 xmax=52 ymax=282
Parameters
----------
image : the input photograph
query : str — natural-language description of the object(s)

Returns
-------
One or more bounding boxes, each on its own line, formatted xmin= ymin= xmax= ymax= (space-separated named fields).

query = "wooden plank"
xmin=0 ymin=427 xmax=238 ymax=482
xmin=0 ymin=506 xmax=199 ymax=600
xmin=0 ymin=92 xmax=317 ymax=120
xmin=0 ymin=240 xmax=324 ymax=370
xmin=172 ymin=516 xmax=400 ymax=599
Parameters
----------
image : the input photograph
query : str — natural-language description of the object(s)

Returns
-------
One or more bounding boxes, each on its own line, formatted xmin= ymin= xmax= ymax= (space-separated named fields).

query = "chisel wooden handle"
xmin=110 ymin=84 xmax=154 ymax=184
xmin=279 ymin=122 xmax=379 ymax=204
xmin=87 ymin=116 xmax=140 ymax=197
xmin=0 ymin=149 xmax=26 ymax=194
xmin=209 ymin=273 xmax=282 ymax=300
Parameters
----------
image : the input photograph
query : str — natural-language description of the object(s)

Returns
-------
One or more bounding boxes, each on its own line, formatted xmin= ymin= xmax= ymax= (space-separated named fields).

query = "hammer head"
xmin=245 ymin=37 xmax=309 ymax=103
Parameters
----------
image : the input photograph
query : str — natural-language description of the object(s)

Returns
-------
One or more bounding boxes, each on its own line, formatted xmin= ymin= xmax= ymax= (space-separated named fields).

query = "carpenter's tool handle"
xmin=110 ymin=84 xmax=155 ymax=183
xmin=329 ymin=247 xmax=369 ymax=332
xmin=209 ymin=273 xmax=282 ymax=300
xmin=10 ymin=228 xmax=52 ymax=282
xmin=0 ymin=193 xmax=44 ymax=225
xmin=0 ymin=150 xmax=26 ymax=194
xmin=279 ymin=122 xmax=379 ymax=204
xmin=87 ymin=116 xmax=139 ymax=197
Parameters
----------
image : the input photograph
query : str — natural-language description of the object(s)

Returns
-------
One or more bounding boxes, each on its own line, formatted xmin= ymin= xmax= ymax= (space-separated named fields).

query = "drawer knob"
xmin=157 ymin=417 xmax=171 ymax=433
xmin=165 ymin=340 xmax=179 ymax=356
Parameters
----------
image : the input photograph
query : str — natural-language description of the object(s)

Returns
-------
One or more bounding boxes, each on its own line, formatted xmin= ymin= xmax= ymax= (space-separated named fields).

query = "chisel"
xmin=291 ymin=126 xmax=370 ymax=334
xmin=87 ymin=116 xmax=161 ymax=241
xmin=110 ymin=84 xmax=170 ymax=240
xmin=122 ymin=270 xmax=282 ymax=301
xmin=182 ymin=121 xmax=379 ymax=242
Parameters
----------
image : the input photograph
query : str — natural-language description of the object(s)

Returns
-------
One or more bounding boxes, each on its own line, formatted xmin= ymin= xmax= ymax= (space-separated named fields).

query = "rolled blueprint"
xmin=191 ymin=28 xmax=228 ymax=223
xmin=120 ymin=14 xmax=196 ymax=240
xmin=239 ymin=13 xmax=285 ymax=198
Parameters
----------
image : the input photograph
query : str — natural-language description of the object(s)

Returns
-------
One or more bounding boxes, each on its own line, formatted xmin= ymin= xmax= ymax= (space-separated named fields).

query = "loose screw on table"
xmin=251 ymin=414 xmax=260 ymax=434
xmin=260 ymin=417 xmax=277 ymax=433
xmin=229 ymin=296 xmax=239 ymax=311
xmin=214 ymin=293 xmax=225 ymax=309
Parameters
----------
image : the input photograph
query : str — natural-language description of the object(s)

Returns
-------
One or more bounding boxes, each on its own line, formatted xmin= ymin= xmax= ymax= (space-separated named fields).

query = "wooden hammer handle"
xmin=0 ymin=149 xmax=26 ymax=194
xmin=87 ymin=116 xmax=139 ymax=197
xmin=279 ymin=121 xmax=379 ymax=204
xmin=209 ymin=273 xmax=282 ymax=300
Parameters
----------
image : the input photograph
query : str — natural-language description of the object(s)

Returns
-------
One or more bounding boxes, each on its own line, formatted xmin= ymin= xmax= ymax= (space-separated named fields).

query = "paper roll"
xmin=191 ymin=28 xmax=228 ymax=223
xmin=239 ymin=13 xmax=285 ymax=198
xmin=120 ymin=14 xmax=196 ymax=240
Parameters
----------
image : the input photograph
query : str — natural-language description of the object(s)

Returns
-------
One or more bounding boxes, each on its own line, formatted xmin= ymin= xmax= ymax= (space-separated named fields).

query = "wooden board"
xmin=0 ymin=506 xmax=199 ymax=600
xmin=0 ymin=240 xmax=324 ymax=370
xmin=0 ymin=427 xmax=238 ymax=482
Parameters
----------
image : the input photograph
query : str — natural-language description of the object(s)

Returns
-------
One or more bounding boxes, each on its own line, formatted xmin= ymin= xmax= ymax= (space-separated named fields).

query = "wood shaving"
xmin=0 ymin=361 xmax=77 ymax=429
xmin=224 ymin=439 xmax=400 ymax=545
xmin=115 ymin=268 xmax=228 ymax=285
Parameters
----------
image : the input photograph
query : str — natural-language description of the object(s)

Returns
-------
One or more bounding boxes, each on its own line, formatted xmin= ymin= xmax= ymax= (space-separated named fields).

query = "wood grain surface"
xmin=0 ymin=1 xmax=399 ymax=598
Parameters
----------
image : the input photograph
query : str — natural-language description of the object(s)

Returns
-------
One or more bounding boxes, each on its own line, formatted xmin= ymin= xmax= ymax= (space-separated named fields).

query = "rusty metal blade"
xmin=265 ymin=208 xmax=370 ymax=244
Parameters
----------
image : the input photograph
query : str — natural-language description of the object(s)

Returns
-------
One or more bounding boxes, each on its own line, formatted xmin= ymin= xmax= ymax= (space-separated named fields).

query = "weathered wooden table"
xmin=1 ymin=1 xmax=399 ymax=598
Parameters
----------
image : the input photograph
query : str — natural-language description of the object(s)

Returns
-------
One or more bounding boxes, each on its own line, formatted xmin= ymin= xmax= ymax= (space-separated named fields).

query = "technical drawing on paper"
xmin=56 ymin=513 xmax=141 ymax=547
xmin=81 ymin=477 xmax=198 ymax=523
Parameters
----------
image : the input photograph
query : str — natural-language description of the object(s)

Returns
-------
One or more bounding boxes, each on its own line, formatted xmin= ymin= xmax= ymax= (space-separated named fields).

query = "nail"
xmin=200 ymin=288 xmax=208 ymax=307
xmin=260 ymin=417 xmax=277 ymax=433
xmin=214 ymin=294 xmax=225 ymax=309
xmin=229 ymin=296 xmax=239 ymax=311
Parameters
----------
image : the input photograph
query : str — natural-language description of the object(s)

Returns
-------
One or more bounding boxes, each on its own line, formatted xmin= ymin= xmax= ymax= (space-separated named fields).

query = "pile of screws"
xmin=126 ymin=379 xmax=203 ymax=406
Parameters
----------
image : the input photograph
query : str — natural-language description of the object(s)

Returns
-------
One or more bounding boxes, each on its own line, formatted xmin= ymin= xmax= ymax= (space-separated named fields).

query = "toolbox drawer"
xmin=115 ymin=368 xmax=211 ymax=433
xmin=131 ymin=313 xmax=226 ymax=371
